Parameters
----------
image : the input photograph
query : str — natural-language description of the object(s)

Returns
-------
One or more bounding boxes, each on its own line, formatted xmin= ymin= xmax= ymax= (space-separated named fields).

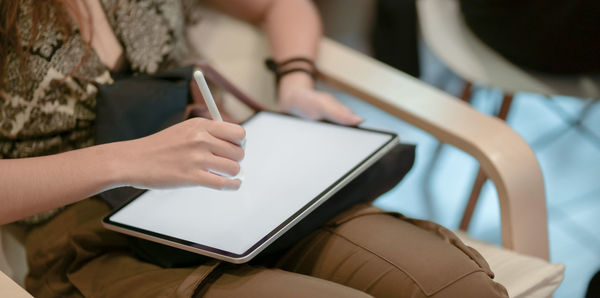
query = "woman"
xmin=0 ymin=0 xmax=508 ymax=297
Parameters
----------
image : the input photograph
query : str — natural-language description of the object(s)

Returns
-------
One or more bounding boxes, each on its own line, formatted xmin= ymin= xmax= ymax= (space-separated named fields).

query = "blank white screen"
xmin=109 ymin=112 xmax=393 ymax=255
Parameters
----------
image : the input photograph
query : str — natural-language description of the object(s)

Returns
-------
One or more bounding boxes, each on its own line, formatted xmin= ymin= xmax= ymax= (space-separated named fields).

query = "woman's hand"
xmin=0 ymin=117 xmax=245 ymax=224
xmin=277 ymin=73 xmax=363 ymax=126
xmin=116 ymin=118 xmax=245 ymax=190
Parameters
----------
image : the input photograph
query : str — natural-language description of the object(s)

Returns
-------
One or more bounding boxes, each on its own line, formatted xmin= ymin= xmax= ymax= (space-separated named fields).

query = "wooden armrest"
xmin=0 ymin=271 xmax=31 ymax=298
xmin=189 ymin=11 xmax=549 ymax=260
xmin=316 ymin=40 xmax=549 ymax=260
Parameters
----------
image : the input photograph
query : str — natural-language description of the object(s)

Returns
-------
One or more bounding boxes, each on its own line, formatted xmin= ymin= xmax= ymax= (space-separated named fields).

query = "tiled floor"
xmin=320 ymin=47 xmax=600 ymax=298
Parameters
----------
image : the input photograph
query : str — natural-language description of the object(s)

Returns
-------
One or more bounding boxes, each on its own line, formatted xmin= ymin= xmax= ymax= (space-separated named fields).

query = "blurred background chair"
xmin=1 ymin=7 xmax=564 ymax=298
xmin=416 ymin=0 xmax=600 ymax=233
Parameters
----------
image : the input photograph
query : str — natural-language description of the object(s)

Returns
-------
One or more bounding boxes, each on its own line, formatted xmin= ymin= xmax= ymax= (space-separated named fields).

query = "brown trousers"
xmin=24 ymin=199 xmax=507 ymax=298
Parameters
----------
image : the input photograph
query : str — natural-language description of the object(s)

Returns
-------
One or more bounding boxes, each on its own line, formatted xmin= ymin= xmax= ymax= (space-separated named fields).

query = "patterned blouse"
xmin=1 ymin=0 xmax=192 ymax=224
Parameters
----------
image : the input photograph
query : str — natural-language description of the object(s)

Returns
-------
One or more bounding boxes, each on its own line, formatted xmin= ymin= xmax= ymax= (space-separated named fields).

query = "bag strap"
xmin=193 ymin=63 xmax=267 ymax=112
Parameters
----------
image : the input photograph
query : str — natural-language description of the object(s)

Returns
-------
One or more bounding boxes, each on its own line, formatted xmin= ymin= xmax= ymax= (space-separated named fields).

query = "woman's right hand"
xmin=115 ymin=117 xmax=245 ymax=190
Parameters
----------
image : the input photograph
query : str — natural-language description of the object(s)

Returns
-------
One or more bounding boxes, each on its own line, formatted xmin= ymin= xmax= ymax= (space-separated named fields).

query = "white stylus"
xmin=193 ymin=70 xmax=245 ymax=182
xmin=193 ymin=70 xmax=223 ymax=121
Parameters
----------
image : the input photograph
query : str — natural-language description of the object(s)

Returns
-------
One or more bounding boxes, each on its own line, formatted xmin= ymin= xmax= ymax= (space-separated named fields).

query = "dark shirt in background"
xmin=460 ymin=0 xmax=600 ymax=74
xmin=371 ymin=0 xmax=420 ymax=77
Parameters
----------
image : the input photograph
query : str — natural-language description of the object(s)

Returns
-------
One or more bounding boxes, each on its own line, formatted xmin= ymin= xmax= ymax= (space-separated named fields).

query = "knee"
xmin=279 ymin=210 xmax=509 ymax=298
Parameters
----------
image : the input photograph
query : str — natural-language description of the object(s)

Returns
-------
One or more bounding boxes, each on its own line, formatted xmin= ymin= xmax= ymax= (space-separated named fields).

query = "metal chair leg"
xmin=459 ymin=92 xmax=514 ymax=231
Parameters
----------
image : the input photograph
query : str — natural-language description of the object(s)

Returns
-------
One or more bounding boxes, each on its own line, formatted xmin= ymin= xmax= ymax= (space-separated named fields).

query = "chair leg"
xmin=459 ymin=168 xmax=487 ymax=231
xmin=460 ymin=81 xmax=473 ymax=103
xmin=496 ymin=93 xmax=515 ymax=121
xmin=459 ymin=92 xmax=514 ymax=232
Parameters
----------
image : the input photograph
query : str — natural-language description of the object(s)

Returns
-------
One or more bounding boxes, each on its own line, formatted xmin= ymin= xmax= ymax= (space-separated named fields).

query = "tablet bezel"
xmin=102 ymin=111 xmax=399 ymax=263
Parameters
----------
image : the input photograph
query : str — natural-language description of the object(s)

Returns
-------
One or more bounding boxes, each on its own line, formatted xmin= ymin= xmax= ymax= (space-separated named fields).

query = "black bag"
xmin=95 ymin=66 xmax=193 ymax=208
xmin=95 ymin=66 xmax=192 ymax=145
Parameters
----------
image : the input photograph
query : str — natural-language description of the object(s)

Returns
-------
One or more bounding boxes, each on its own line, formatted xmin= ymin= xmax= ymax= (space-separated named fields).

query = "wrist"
xmin=278 ymin=71 xmax=314 ymax=99
xmin=265 ymin=57 xmax=317 ymax=96
xmin=95 ymin=142 xmax=130 ymax=188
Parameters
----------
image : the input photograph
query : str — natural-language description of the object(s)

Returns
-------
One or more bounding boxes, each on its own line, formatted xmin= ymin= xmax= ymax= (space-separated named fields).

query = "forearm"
xmin=207 ymin=0 xmax=321 ymax=90
xmin=263 ymin=0 xmax=321 ymax=62
xmin=263 ymin=0 xmax=322 ymax=92
xmin=0 ymin=118 xmax=246 ymax=224
xmin=204 ymin=0 xmax=360 ymax=124
xmin=0 ymin=143 xmax=121 ymax=225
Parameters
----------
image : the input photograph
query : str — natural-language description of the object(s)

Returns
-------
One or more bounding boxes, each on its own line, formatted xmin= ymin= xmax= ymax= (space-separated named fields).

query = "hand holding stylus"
xmin=112 ymin=71 xmax=245 ymax=190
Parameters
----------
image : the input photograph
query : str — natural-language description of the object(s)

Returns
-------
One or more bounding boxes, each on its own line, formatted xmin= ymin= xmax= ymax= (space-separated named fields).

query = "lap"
xmin=276 ymin=204 xmax=508 ymax=298
xmin=23 ymin=199 xmax=368 ymax=298
xmin=24 ymin=169 xmax=507 ymax=297
xmin=200 ymin=265 xmax=370 ymax=298
xmin=24 ymin=200 xmax=507 ymax=298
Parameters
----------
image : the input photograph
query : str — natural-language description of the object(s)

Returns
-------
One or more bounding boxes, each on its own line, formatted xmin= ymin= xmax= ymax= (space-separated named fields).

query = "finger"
xmin=203 ymin=155 xmax=241 ymax=177
xmin=207 ymin=134 xmax=245 ymax=161
xmin=321 ymin=96 xmax=363 ymax=125
xmin=286 ymin=105 xmax=320 ymax=121
xmin=206 ymin=121 xmax=246 ymax=144
xmin=197 ymin=171 xmax=242 ymax=190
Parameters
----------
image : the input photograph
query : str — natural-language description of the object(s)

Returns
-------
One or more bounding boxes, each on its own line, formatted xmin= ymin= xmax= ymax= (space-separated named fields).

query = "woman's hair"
xmin=0 ymin=0 xmax=91 ymax=90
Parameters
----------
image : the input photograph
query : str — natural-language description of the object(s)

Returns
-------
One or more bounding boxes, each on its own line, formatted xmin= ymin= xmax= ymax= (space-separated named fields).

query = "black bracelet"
xmin=265 ymin=57 xmax=317 ymax=84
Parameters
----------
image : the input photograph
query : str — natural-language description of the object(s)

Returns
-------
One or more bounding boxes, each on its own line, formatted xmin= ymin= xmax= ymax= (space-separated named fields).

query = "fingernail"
xmin=222 ymin=179 xmax=242 ymax=191
xmin=235 ymin=168 xmax=245 ymax=181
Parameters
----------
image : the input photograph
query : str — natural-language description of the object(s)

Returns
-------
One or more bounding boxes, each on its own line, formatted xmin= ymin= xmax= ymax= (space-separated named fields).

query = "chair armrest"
xmin=316 ymin=39 xmax=549 ymax=260
xmin=0 ymin=271 xmax=31 ymax=298
xmin=189 ymin=11 xmax=549 ymax=260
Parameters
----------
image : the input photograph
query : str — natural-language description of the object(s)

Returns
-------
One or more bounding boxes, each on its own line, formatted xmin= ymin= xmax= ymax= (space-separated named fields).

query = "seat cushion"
xmin=455 ymin=231 xmax=565 ymax=298
xmin=0 ymin=226 xmax=28 ymax=287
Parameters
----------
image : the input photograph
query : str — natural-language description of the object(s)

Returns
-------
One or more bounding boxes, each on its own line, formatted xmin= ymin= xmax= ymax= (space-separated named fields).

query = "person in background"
xmin=460 ymin=0 xmax=600 ymax=74
xmin=371 ymin=0 xmax=600 ymax=79
xmin=0 ymin=0 xmax=508 ymax=297
xmin=371 ymin=0 xmax=420 ymax=77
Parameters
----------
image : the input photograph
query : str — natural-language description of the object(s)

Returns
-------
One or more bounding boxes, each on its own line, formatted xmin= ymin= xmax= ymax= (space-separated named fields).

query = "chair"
xmin=1 ymin=9 xmax=564 ymax=297
xmin=416 ymin=0 xmax=600 ymax=232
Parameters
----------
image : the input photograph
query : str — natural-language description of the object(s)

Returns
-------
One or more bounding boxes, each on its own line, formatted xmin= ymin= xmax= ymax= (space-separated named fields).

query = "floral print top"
xmin=1 ymin=0 xmax=192 ymax=224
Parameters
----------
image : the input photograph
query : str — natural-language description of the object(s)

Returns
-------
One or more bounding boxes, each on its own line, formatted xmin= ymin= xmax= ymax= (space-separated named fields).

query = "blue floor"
xmin=322 ymin=52 xmax=600 ymax=297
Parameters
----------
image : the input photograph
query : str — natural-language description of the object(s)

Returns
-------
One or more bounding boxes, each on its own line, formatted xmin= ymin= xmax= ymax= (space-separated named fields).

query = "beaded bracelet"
xmin=265 ymin=57 xmax=317 ymax=84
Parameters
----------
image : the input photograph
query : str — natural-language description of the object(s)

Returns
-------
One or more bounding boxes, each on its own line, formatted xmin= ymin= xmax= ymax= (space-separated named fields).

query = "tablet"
xmin=103 ymin=111 xmax=398 ymax=263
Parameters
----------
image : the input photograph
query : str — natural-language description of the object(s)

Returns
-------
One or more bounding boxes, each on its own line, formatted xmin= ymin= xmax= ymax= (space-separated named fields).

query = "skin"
xmin=0 ymin=0 xmax=362 ymax=225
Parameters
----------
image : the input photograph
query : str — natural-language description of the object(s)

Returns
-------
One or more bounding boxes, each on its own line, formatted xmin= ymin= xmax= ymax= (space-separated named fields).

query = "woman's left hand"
xmin=277 ymin=73 xmax=363 ymax=126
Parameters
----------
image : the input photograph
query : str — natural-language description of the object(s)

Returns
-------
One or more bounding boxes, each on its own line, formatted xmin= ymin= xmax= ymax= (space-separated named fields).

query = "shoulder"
xmin=102 ymin=0 xmax=188 ymax=73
